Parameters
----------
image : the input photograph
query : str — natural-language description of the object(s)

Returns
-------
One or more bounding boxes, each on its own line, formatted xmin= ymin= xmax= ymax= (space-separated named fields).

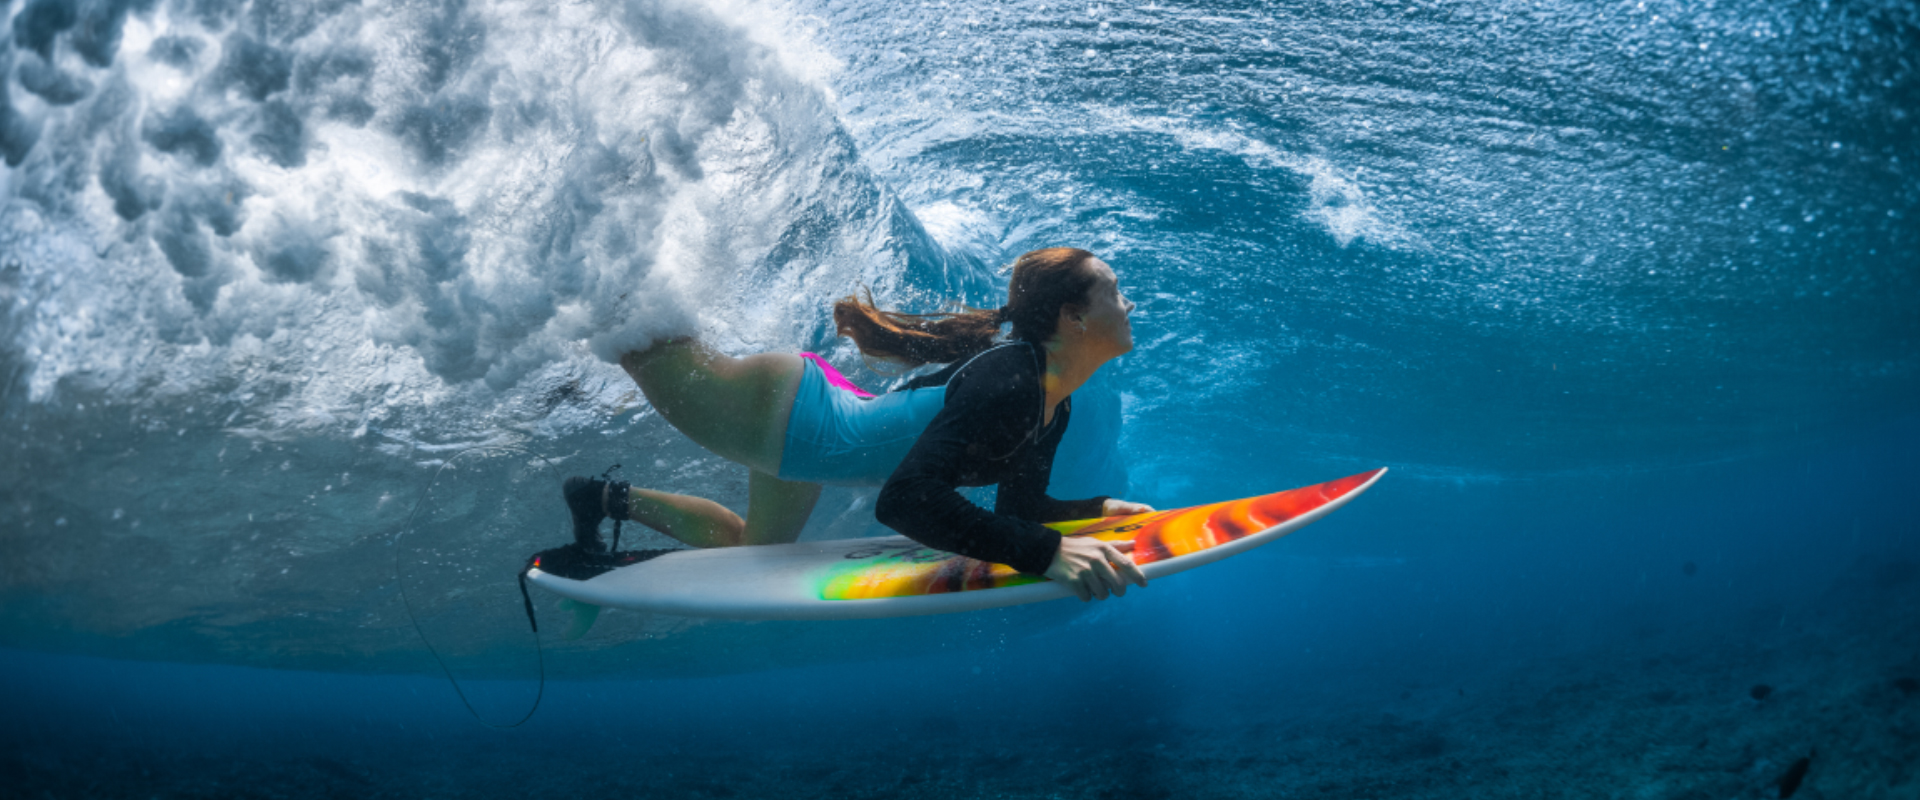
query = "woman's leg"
xmin=623 ymin=487 xmax=746 ymax=548
xmin=614 ymin=474 xmax=820 ymax=547
xmin=741 ymin=470 xmax=823 ymax=545
xmin=605 ymin=338 xmax=820 ymax=546
xmin=619 ymin=338 xmax=801 ymax=475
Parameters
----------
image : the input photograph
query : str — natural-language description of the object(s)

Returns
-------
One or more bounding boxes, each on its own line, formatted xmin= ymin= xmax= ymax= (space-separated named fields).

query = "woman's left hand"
xmin=1102 ymin=498 xmax=1155 ymax=517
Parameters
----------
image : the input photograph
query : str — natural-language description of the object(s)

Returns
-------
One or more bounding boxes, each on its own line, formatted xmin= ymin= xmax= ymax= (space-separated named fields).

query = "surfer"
xmin=563 ymin=247 xmax=1152 ymax=601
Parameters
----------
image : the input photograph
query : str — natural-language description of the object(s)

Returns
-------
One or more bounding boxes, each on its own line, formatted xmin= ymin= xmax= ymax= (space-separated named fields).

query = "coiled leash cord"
xmin=396 ymin=458 xmax=679 ymax=728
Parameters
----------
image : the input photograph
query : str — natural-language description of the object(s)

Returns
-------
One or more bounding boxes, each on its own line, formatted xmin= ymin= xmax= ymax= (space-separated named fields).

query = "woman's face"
xmin=1076 ymin=258 xmax=1136 ymax=358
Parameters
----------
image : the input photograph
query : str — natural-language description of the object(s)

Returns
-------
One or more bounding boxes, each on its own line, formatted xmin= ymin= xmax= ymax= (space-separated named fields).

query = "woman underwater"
xmin=560 ymin=247 xmax=1151 ymax=601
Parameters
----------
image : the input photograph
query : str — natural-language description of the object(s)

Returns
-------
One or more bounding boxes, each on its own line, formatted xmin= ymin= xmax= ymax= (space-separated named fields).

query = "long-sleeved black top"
xmin=874 ymin=342 xmax=1110 ymax=575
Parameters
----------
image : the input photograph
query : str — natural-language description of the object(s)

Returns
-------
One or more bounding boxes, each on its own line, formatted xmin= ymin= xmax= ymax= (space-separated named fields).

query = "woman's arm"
xmin=876 ymin=375 xmax=1151 ymax=593
xmin=875 ymin=349 xmax=1066 ymax=574
xmin=875 ymin=420 xmax=1064 ymax=575
xmin=875 ymin=348 xmax=1149 ymax=600
xmin=994 ymin=399 xmax=1109 ymax=523
xmin=996 ymin=402 xmax=1150 ymax=599
xmin=996 ymin=401 xmax=1156 ymax=520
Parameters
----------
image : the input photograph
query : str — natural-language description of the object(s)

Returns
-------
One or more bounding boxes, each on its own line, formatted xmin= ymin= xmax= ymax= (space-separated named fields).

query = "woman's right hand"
xmin=1044 ymin=536 xmax=1148 ymax=601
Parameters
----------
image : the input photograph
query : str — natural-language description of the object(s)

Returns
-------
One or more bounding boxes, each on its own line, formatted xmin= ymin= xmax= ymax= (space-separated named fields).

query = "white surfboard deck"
xmin=526 ymin=468 xmax=1385 ymax=620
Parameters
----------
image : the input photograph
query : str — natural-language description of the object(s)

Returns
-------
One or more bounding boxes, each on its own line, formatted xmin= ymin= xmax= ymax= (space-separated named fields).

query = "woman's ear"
xmin=1065 ymin=305 xmax=1094 ymax=339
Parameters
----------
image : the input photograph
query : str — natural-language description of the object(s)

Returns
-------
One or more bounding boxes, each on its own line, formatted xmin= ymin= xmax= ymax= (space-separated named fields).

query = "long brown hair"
xmin=832 ymin=247 xmax=1099 ymax=367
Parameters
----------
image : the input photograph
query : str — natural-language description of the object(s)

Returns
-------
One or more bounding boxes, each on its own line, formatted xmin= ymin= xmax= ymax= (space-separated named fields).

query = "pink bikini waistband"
xmin=799 ymin=352 xmax=875 ymax=398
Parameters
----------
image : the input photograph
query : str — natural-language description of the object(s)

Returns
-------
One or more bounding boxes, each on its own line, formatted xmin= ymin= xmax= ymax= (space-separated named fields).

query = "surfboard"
xmin=525 ymin=468 xmax=1386 ymax=620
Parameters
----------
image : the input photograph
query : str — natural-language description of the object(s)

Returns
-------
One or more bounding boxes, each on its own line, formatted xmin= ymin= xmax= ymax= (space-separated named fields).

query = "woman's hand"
xmin=1102 ymin=498 xmax=1155 ymax=517
xmin=1045 ymin=536 xmax=1148 ymax=602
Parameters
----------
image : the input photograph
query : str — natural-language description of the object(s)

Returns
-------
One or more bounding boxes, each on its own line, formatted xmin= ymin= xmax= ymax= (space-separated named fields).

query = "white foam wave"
xmin=3 ymin=0 xmax=939 ymax=438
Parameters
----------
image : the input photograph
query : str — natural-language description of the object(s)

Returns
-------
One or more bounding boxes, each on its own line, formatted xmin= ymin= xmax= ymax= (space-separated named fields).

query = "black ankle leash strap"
xmin=599 ymin=464 xmax=631 ymax=552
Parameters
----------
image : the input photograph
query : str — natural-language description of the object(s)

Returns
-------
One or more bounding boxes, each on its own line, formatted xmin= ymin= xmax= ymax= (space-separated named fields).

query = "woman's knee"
xmin=743 ymin=473 xmax=822 ymax=546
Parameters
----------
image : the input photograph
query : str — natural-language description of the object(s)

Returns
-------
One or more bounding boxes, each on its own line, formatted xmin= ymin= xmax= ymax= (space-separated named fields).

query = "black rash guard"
xmin=874 ymin=342 xmax=1110 ymax=575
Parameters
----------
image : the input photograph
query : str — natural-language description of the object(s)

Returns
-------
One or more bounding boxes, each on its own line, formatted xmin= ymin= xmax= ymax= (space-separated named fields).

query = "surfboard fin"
xmin=522 ymin=544 xmax=678 ymax=637
xmin=558 ymin=599 xmax=602 ymax=640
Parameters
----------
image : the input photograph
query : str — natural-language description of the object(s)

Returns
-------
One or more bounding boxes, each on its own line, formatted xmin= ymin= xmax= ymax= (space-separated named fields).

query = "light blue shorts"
xmin=777 ymin=358 xmax=948 ymax=486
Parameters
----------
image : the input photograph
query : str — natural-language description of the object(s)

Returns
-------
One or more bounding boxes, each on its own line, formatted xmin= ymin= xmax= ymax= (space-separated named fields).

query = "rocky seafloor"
xmin=3 ymin=557 xmax=1915 ymax=800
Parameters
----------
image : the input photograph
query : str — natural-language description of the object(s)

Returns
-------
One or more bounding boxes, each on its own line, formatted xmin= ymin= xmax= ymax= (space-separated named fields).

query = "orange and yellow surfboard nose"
xmin=817 ymin=468 xmax=1384 ymax=601
xmin=1121 ymin=468 xmax=1384 ymax=565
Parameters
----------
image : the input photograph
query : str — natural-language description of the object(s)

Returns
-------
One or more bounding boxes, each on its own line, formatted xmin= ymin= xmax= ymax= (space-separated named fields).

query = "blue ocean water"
xmin=3 ymin=0 xmax=1916 ymax=796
